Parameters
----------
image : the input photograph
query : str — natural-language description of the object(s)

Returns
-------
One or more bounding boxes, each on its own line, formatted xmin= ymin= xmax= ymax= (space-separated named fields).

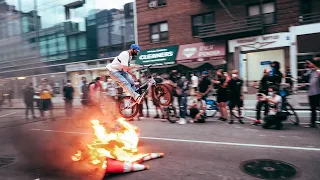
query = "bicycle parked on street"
xmin=279 ymin=84 xmax=300 ymax=126
xmin=206 ymin=99 xmax=247 ymax=119
xmin=117 ymin=66 xmax=173 ymax=119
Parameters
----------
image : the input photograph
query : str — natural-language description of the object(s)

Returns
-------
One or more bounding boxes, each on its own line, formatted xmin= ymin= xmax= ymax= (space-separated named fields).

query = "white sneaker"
xmin=189 ymin=120 xmax=194 ymax=123
xmin=178 ymin=118 xmax=187 ymax=125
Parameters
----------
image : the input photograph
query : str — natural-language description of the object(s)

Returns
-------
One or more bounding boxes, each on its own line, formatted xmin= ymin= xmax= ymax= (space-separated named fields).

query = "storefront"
xmin=228 ymin=32 xmax=291 ymax=84
xmin=176 ymin=41 xmax=226 ymax=75
xmin=289 ymin=23 xmax=320 ymax=84
xmin=136 ymin=45 xmax=178 ymax=72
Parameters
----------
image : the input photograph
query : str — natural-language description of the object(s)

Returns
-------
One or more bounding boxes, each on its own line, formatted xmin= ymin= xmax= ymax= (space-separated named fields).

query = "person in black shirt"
xmin=213 ymin=69 xmax=229 ymax=121
xmin=199 ymin=71 xmax=212 ymax=100
xmin=269 ymin=61 xmax=283 ymax=89
xmin=63 ymin=80 xmax=74 ymax=117
xmin=23 ymin=83 xmax=36 ymax=120
xmin=177 ymin=76 xmax=189 ymax=125
xmin=253 ymin=69 xmax=271 ymax=125
xmin=228 ymin=70 xmax=244 ymax=124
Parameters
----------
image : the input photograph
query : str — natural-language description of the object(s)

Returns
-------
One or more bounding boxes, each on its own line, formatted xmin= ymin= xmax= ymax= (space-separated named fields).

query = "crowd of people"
xmin=9 ymin=43 xmax=320 ymax=130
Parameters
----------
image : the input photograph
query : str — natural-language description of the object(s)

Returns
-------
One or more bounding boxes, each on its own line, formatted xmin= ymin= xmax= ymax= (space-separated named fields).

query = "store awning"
xmin=180 ymin=59 xmax=226 ymax=69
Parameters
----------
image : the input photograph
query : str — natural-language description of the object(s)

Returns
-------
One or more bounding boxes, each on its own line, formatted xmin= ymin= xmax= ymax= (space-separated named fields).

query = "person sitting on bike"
xmin=228 ymin=70 xmax=244 ymax=124
xmin=260 ymin=86 xmax=286 ymax=130
xmin=189 ymin=92 xmax=206 ymax=123
xmin=107 ymin=44 xmax=143 ymax=104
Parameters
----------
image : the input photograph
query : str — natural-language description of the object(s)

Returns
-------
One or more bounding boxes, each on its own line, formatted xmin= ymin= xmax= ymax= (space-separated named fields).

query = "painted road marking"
xmin=0 ymin=112 xmax=16 ymax=118
xmin=29 ymin=129 xmax=320 ymax=152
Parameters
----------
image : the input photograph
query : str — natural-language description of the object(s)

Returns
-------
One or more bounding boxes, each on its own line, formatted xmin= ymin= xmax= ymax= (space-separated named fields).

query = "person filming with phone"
xmin=259 ymin=86 xmax=286 ymax=130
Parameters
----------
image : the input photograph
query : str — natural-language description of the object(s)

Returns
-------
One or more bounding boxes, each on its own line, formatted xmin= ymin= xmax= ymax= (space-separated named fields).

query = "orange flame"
xmin=71 ymin=118 xmax=146 ymax=169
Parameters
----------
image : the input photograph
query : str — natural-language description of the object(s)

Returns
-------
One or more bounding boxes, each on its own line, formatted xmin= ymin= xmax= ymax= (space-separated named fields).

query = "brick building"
xmin=135 ymin=0 xmax=320 ymax=85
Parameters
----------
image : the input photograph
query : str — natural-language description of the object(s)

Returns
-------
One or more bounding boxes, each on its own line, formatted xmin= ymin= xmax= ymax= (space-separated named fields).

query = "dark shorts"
xmin=190 ymin=108 xmax=200 ymax=119
xmin=39 ymin=99 xmax=53 ymax=111
xmin=229 ymin=99 xmax=243 ymax=108
xmin=217 ymin=89 xmax=228 ymax=103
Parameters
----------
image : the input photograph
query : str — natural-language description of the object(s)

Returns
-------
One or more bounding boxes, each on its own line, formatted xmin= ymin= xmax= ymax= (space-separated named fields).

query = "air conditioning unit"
xmin=149 ymin=1 xmax=157 ymax=8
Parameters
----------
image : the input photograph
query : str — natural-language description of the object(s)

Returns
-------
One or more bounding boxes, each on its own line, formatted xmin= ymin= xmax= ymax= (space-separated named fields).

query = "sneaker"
xmin=304 ymin=124 xmax=316 ymax=128
xmin=189 ymin=120 xmax=194 ymax=123
xmin=229 ymin=120 xmax=234 ymax=124
xmin=239 ymin=119 xmax=244 ymax=124
xmin=154 ymin=115 xmax=160 ymax=119
xmin=251 ymin=120 xmax=261 ymax=126
xmin=219 ymin=117 xmax=227 ymax=121
xmin=178 ymin=118 xmax=187 ymax=125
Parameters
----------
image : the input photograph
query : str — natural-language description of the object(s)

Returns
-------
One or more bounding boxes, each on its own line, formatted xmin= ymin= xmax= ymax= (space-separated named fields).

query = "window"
xmin=148 ymin=0 xmax=166 ymax=8
xmin=191 ymin=12 xmax=215 ymax=36
xmin=150 ymin=22 xmax=168 ymax=43
xmin=300 ymin=0 xmax=312 ymax=14
xmin=248 ymin=2 xmax=276 ymax=25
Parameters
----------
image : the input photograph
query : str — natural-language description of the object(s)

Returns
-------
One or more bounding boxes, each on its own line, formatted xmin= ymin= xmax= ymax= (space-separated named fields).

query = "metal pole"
xmin=33 ymin=0 xmax=40 ymax=56
xmin=133 ymin=0 xmax=138 ymax=44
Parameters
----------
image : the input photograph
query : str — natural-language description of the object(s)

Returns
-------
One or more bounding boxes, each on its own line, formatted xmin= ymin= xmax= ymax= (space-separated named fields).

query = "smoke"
xmin=10 ymin=105 xmax=118 ymax=178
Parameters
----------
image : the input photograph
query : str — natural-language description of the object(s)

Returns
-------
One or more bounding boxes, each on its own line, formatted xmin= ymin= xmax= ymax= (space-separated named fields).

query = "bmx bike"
xmin=117 ymin=66 xmax=173 ymax=119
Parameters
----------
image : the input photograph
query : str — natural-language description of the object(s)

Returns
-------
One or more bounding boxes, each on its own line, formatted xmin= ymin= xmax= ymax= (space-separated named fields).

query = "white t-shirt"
xmin=107 ymin=51 xmax=132 ymax=72
xmin=191 ymin=75 xmax=199 ymax=88
xmin=267 ymin=95 xmax=282 ymax=115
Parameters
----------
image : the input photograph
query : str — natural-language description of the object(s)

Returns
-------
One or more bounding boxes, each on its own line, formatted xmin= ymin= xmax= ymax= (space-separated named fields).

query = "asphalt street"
xmin=0 ymin=108 xmax=319 ymax=180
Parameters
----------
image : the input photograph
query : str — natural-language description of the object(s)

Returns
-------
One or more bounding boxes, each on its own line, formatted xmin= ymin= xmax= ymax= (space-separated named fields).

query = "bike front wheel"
xmin=152 ymin=84 xmax=173 ymax=106
xmin=117 ymin=96 xmax=139 ymax=119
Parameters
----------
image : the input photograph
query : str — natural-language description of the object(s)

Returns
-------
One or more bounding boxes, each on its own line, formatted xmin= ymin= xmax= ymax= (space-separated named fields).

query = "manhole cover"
xmin=0 ymin=157 xmax=15 ymax=168
xmin=240 ymin=159 xmax=300 ymax=179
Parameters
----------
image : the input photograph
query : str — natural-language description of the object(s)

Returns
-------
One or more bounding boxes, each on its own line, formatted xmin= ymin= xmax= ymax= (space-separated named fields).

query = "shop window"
xmin=300 ymin=0 xmax=312 ymax=14
xmin=150 ymin=21 xmax=168 ymax=43
xmin=248 ymin=1 xmax=276 ymax=25
xmin=191 ymin=12 xmax=215 ymax=36
xmin=148 ymin=0 xmax=166 ymax=8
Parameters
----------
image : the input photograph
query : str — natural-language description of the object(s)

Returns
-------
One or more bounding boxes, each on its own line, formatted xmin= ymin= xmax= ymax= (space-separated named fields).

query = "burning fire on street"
xmin=71 ymin=118 xmax=164 ymax=174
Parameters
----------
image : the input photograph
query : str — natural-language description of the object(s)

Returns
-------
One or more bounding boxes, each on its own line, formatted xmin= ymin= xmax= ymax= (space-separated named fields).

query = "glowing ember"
xmin=71 ymin=118 xmax=146 ymax=169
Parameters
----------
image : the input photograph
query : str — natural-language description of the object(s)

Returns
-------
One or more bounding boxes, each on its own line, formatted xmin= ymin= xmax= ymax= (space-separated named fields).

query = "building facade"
xmin=0 ymin=0 xmax=134 ymax=97
xmin=136 ymin=0 xmax=320 ymax=85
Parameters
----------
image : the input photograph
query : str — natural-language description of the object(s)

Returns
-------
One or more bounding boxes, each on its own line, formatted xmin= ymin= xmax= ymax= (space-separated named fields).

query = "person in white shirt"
xmin=188 ymin=92 xmax=206 ymax=124
xmin=107 ymin=44 xmax=143 ymax=103
xmin=191 ymin=73 xmax=199 ymax=91
xmin=260 ymin=86 xmax=286 ymax=130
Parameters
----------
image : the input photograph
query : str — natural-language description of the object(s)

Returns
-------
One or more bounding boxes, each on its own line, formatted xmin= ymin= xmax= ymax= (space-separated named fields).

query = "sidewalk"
xmin=3 ymin=93 xmax=310 ymax=110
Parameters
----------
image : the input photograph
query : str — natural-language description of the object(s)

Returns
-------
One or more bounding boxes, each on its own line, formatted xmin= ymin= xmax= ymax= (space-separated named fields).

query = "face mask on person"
xmin=232 ymin=74 xmax=238 ymax=78
xmin=83 ymin=80 xmax=87 ymax=84
xmin=67 ymin=83 xmax=71 ymax=86
xmin=268 ymin=92 xmax=274 ymax=96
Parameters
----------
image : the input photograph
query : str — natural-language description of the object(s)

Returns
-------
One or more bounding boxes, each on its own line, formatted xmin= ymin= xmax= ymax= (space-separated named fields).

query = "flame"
xmin=71 ymin=118 xmax=145 ymax=169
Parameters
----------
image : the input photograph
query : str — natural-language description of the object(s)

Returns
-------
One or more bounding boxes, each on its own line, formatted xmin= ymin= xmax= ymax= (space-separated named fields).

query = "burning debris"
xmin=71 ymin=118 xmax=164 ymax=174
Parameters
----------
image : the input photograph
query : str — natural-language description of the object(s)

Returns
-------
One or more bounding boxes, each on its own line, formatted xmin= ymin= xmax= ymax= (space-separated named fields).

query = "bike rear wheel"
xmin=117 ymin=96 xmax=139 ymax=119
xmin=285 ymin=103 xmax=299 ymax=126
xmin=153 ymin=84 xmax=172 ymax=106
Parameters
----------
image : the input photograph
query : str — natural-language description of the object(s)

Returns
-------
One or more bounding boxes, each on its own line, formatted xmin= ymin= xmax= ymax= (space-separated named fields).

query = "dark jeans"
xmin=263 ymin=114 xmax=285 ymax=130
xmin=139 ymin=97 xmax=149 ymax=116
xmin=256 ymin=101 xmax=269 ymax=120
xmin=25 ymin=102 xmax=34 ymax=117
xmin=65 ymin=99 xmax=73 ymax=117
xmin=179 ymin=96 xmax=187 ymax=118
xmin=308 ymin=94 xmax=320 ymax=126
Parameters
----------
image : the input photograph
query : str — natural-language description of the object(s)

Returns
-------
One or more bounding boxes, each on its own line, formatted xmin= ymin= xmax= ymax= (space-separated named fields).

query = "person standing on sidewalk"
xmin=213 ymin=70 xmax=228 ymax=121
xmin=228 ymin=70 xmax=244 ymax=124
xmin=63 ymin=80 xmax=74 ymax=117
xmin=191 ymin=72 xmax=199 ymax=93
xmin=177 ymin=76 xmax=189 ymax=125
xmin=38 ymin=78 xmax=55 ymax=120
xmin=23 ymin=83 xmax=36 ymax=120
xmin=81 ymin=77 xmax=89 ymax=107
xmin=305 ymin=59 xmax=320 ymax=128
